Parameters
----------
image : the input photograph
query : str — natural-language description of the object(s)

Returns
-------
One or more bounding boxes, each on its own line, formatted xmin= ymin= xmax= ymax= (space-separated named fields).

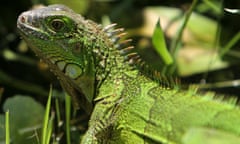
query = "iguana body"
xmin=17 ymin=4 xmax=240 ymax=144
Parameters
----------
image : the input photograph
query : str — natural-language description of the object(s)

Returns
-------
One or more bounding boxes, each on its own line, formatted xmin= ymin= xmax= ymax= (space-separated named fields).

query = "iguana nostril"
xmin=20 ymin=15 xmax=26 ymax=23
xmin=18 ymin=13 xmax=30 ymax=24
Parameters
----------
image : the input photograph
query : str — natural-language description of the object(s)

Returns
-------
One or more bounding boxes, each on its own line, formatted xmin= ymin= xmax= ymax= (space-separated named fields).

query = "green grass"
xmin=41 ymin=86 xmax=73 ymax=144
xmin=65 ymin=94 xmax=71 ymax=144
xmin=41 ymin=86 xmax=54 ymax=144
xmin=42 ymin=88 xmax=72 ymax=144
xmin=3 ymin=86 xmax=74 ymax=144
xmin=5 ymin=110 xmax=10 ymax=144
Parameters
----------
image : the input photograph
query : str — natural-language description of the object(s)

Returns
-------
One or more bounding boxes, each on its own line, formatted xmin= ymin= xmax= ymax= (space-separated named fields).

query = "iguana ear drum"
xmin=56 ymin=61 xmax=83 ymax=80
xmin=65 ymin=64 xmax=83 ymax=79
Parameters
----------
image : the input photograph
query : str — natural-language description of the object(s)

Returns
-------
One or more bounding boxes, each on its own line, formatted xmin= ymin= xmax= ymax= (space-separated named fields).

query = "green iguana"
xmin=17 ymin=4 xmax=240 ymax=144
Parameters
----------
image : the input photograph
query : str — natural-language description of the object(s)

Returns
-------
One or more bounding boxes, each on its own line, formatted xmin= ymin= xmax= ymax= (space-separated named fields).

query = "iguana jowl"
xmin=17 ymin=4 xmax=240 ymax=144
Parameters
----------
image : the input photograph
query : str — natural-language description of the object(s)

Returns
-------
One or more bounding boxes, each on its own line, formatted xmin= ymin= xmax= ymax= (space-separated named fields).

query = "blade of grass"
xmin=41 ymin=85 xmax=53 ymax=144
xmin=199 ymin=79 xmax=240 ymax=89
xmin=170 ymin=0 xmax=198 ymax=54
xmin=45 ymin=114 xmax=54 ymax=144
xmin=65 ymin=94 xmax=71 ymax=144
xmin=203 ymin=0 xmax=221 ymax=14
xmin=55 ymin=98 xmax=61 ymax=127
xmin=220 ymin=32 xmax=240 ymax=57
xmin=168 ymin=0 xmax=198 ymax=75
xmin=152 ymin=18 xmax=173 ymax=66
xmin=5 ymin=110 xmax=10 ymax=144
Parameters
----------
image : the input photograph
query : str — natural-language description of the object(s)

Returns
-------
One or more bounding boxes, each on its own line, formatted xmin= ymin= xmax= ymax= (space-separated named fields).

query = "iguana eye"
xmin=50 ymin=19 xmax=65 ymax=31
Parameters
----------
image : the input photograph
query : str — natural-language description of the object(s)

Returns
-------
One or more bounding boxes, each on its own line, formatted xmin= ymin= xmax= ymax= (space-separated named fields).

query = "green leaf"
xmin=152 ymin=19 xmax=173 ymax=65
xmin=0 ymin=95 xmax=45 ymax=144
xmin=42 ymin=86 xmax=53 ymax=144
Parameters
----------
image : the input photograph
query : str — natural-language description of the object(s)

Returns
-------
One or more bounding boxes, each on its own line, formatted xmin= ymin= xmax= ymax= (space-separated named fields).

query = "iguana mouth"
xmin=17 ymin=11 xmax=49 ymax=40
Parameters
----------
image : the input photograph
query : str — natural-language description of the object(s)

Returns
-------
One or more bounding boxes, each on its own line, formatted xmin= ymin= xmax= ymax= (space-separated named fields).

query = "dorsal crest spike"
xmin=110 ymin=32 xmax=127 ymax=43
xmin=116 ymin=32 xmax=127 ymax=38
xmin=119 ymin=46 xmax=134 ymax=55
xmin=106 ymin=28 xmax=124 ymax=37
xmin=103 ymin=23 xmax=117 ymax=32
xmin=116 ymin=39 xmax=132 ymax=50
xmin=125 ymin=51 xmax=178 ymax=88
xmin=111 ymin=28 xmax=125 ymax=34
xmin=102 ymin=23 xmax=178 ymax=88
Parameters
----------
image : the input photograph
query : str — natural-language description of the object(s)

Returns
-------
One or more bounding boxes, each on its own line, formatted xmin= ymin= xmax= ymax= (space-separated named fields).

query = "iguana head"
xmin=17 ymin=4 xmax=133 ymax=113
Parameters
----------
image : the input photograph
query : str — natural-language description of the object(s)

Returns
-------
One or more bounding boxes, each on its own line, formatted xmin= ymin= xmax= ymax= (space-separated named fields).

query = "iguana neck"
xmin=93 ymin=39 xmax=135 ymax=102
xmin=79 ymin=22 xmax=135 ymax=102
xmin=95 ymin=62 xmax=137 ymax=102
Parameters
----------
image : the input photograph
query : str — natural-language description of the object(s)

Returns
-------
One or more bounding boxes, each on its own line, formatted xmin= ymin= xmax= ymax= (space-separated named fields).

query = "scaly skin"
xmin=17 ymin=4 xmax=240 ymax=144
